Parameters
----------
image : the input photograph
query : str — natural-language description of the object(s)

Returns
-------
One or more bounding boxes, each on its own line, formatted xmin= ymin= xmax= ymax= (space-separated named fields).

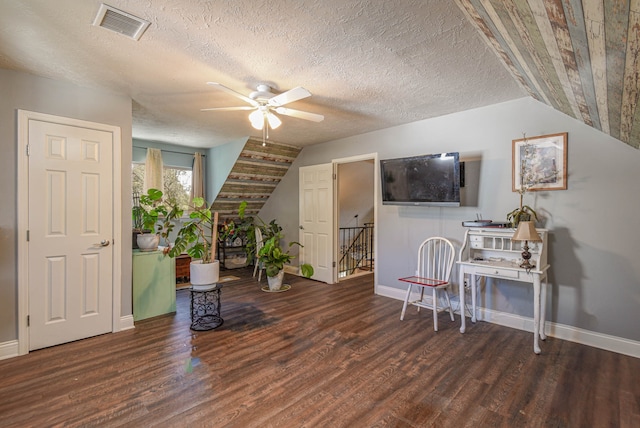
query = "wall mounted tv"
xmin=380 ymin=152 xmax=461 ymax=207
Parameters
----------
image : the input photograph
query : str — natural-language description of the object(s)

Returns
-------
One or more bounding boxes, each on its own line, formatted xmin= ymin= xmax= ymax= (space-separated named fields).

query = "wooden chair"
xmin=253 ymin=227 xmax=265 ymax=282
xmin=400 ymin=237 xmax=456 ymax=331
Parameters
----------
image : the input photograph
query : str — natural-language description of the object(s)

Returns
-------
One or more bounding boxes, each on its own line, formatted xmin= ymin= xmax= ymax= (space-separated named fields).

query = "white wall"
xmin=260 ymin=97 xmax=640 ymax=343
xmin=0 ymin=69 xmax=133 ymax=343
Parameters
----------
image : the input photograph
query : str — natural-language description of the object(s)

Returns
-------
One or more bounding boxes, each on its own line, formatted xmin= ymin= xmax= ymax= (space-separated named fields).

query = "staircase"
xmin=211 ymin=138 xmax=302 ymax=221
xmin=338 ymin=223 xmax=375 ymax=278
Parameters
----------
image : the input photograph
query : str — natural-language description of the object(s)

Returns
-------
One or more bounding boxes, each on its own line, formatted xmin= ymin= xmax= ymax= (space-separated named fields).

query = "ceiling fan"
xmin=201 ymin=82 xmax=325 ymax=131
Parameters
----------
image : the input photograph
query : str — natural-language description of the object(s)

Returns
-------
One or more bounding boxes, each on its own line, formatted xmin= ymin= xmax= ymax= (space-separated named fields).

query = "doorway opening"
xmin=335 ymin=155 xmax=376 ymax=282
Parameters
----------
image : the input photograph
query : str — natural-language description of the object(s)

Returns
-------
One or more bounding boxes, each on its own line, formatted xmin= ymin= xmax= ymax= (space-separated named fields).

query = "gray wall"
xmin=0 ymin=69 xmax=133 ymax=342
xmin=338 ymin=160 xmax=374 ymax=227
xmin=260 ymin=97 xmax=640 ymax=342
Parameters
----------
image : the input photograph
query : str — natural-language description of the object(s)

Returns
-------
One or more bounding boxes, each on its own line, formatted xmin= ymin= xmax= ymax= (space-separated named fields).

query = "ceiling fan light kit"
xmin=266 ymin=112 xmax=282 ymax=129
xmin=248 ymin=109 xmax=281 ymax=130
xmin=202 ymin=82 xmax=324 ymax=135
xmin=248 ymin=109 xmax=264 ymax=129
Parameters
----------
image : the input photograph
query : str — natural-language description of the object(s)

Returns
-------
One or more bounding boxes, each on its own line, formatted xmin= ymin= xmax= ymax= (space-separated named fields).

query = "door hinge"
xmin=27 ymin=315 xmax=30 ymax=327
xmin=26 ymin=230 xmax=30 ymax=241
xmin=333 ymin=173 xmax=337 ymax=180
xmin=333 ymin=261 xmax=336 ymax=268
xmin=26 ymin=144 xmax=31 ymax=156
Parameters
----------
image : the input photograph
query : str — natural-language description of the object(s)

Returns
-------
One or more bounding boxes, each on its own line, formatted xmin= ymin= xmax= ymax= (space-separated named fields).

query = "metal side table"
xmin=189 ymin=283 xmax=223 ymax=331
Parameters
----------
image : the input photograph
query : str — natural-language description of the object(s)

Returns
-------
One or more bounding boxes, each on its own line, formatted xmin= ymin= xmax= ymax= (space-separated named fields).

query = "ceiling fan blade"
xmin=206 ymin=82 xmax=259 ymax=107
xmin=268 ymin=86 xmax=311 ymax=107
xmin=274 ymin=107 xmax=324 ymax=122
xmin=200 ymin=106 xmax=256 ymax=112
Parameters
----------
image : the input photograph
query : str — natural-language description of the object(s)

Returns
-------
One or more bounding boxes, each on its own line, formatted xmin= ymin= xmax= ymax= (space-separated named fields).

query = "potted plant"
xmin=229 ymin=201 xmax=273 ymax=266
xmin=167 ymin=197 xmax=220 ymax=286
xmin=507 ymin=135 xmax=541 ymax=228
xmin=132 ymin=189 xmax=182 ymax=251
xmin=219 ymin=200 xmax=272 ymax=268
xmin=258 ymin=232 xmax=314 ymax=291
xmin=506 ymin=195 xmax=538 ymax=228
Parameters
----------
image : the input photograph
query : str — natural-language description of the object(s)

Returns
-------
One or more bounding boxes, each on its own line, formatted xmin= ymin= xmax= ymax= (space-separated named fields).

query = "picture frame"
xmin=512 ymin=132 xmax=567 ymax=192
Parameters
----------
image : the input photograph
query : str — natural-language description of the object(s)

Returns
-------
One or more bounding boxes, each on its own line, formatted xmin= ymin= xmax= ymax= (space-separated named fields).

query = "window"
xmin=132 ymin=163 xmax=192 ymax=210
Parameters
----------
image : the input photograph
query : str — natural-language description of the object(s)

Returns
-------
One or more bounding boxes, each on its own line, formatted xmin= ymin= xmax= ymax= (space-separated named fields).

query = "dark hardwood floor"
xmin=1 ymin=268 xmax=639 ymax=427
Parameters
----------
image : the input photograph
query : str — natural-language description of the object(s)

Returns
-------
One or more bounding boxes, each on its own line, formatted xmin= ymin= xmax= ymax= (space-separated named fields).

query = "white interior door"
xmin=299 ymin=163 xmax=334 ymax=284
xmin=27 ymin=120 xmax=114 ymax=350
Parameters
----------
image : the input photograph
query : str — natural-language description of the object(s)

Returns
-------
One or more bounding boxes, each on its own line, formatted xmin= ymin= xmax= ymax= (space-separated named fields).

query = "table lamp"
xmin=512 ymin=221 xmax=542 ymax=269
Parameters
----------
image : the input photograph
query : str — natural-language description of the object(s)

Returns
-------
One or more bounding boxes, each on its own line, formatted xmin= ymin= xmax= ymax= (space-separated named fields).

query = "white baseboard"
xmin=283 ymin=265 xmax=298 ymax=275
xmin=0 ymin=340 xmax=19 ymax=361
xmin=1 ymin=314 xmax=136 ymax=361
xmin=376 ymin=283 xmax=640 ymax=359
xmin=1 ymin=315 xmax=136 ymax=361
xmin=119 ymin=315 xmax=135 ymax=331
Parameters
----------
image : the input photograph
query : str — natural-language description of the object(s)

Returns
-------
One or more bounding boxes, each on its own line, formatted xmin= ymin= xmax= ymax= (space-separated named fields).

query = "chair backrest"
xmin=416 ymin=237 xmax=455 ymax=282
xmin=255 ymin=227 xmax=264 ymax=254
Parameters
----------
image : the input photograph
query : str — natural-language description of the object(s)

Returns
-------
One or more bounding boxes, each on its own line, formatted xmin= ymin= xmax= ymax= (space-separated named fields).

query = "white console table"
xmin=457 ymin=227 xmax=550 ymax=354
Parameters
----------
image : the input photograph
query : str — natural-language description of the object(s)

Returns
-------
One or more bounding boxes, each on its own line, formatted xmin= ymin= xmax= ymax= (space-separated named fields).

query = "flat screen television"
xmin=380 ymin=152 xmax=461 ymax=207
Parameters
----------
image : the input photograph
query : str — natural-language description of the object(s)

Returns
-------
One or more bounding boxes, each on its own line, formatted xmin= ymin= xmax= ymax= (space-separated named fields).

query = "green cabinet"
xmin=132 ymin=249 xmax=176 ymax=321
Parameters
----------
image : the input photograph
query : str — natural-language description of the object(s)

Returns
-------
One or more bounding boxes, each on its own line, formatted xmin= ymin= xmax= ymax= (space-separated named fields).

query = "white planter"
xmin=190 ymin=260 xmax=220 ymax=285
xmin=267 ymin=270 xmax=285 ymax=291
xmin=136 ymin=233 xmax=160 ymax=252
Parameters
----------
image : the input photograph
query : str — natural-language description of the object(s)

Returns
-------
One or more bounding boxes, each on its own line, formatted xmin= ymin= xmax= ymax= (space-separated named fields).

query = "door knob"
xmin=299 ymin=225 xmax=304 ymax=230
xmin=95 ymin=239 xmax=110 ymax=247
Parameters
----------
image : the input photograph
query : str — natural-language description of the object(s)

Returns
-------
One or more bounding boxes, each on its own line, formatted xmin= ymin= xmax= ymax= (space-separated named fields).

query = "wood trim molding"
xmin=376 ymin=283 xmax=640 ymax=359
xmin=0 ymin=340 xmax=19 ymax=361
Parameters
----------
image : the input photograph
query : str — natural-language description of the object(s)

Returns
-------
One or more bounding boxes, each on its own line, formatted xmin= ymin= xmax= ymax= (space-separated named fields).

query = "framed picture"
xmin=512 ymin=132 xmax=567 ymax=192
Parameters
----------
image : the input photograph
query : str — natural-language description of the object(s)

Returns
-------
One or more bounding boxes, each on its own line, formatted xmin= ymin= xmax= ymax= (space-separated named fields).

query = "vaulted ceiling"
xmin=0 ymin=1 xmax=638 ymax=150
xmin=458 ymin=0 xmax=639 ymax=150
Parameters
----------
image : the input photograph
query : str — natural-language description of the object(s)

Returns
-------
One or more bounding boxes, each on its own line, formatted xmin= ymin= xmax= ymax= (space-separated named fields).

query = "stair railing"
xmin=338 ymin=223 xmax=374 ymax=278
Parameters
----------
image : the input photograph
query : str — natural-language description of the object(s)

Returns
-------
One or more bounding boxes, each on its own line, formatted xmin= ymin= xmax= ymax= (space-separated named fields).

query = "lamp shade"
xmin=266 ymin=112 xmax=282 ymax=129
xmin=249 ymin=109 xmax=264 ymax=129
xmin=512 ymin=221 xmax=542 ymax=242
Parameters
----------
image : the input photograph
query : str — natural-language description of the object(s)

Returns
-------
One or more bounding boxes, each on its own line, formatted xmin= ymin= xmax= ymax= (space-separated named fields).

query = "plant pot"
xmin=190 ymin=260 xmax=220 ymax=286
xmin=267 ymin=270 xmax=285 ymax=291
xmin=136 ymin=233 xmax=160 ymax=252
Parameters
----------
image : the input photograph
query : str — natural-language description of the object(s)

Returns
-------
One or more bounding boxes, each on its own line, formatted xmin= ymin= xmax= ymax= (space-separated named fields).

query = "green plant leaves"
xmin=300 ymin=264 xmax=314 ymax=278
xmin=506 ymin=205 xmax=538 ymax=227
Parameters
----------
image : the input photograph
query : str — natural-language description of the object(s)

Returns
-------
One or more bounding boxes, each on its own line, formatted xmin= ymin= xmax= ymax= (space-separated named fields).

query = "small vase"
xmin=267 ymin=270 xmax=285 ymax=291
xmin=136 ymin=233 xmax=160 ymax=251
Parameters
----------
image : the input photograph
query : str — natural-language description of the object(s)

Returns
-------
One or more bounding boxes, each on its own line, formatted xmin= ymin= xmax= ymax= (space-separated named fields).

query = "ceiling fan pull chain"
xmin=262 ymin=117 xmax=267 ymax=146
xmin=266 ymin=116 xmax=270 ymax=140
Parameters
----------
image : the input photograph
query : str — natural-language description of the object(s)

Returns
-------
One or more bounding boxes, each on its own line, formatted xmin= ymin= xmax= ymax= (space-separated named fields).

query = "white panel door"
xmin=28 ymin=120 xmax=113 ymax=350
xmin=299 ymin=163 xmax=334 ymax=284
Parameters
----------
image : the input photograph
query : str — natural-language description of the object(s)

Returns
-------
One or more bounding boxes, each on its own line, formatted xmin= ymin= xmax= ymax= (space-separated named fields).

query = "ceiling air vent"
xmin=93 ymin=4 xmax=150 ymax=41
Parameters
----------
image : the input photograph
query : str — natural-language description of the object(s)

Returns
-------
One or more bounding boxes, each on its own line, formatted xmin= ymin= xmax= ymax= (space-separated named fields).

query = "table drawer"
xmin=475 ymin=266 xmax=519 ymax=279
xmin=470 ymin=236 xmax=483 ymax=249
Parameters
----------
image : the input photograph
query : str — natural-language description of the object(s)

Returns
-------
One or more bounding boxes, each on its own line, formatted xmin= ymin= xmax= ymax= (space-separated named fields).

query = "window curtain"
xmin=143 ymin=148 xmax=164 ymax=192
xmin=190 ymin=152 xmax=205 ymax=206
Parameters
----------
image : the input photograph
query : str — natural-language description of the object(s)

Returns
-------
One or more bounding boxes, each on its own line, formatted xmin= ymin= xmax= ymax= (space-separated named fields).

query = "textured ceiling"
xmin=457 ymin=0 xmax=640 ymax=150
xmin=0 ymin=0 xmax=525 ymax=148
